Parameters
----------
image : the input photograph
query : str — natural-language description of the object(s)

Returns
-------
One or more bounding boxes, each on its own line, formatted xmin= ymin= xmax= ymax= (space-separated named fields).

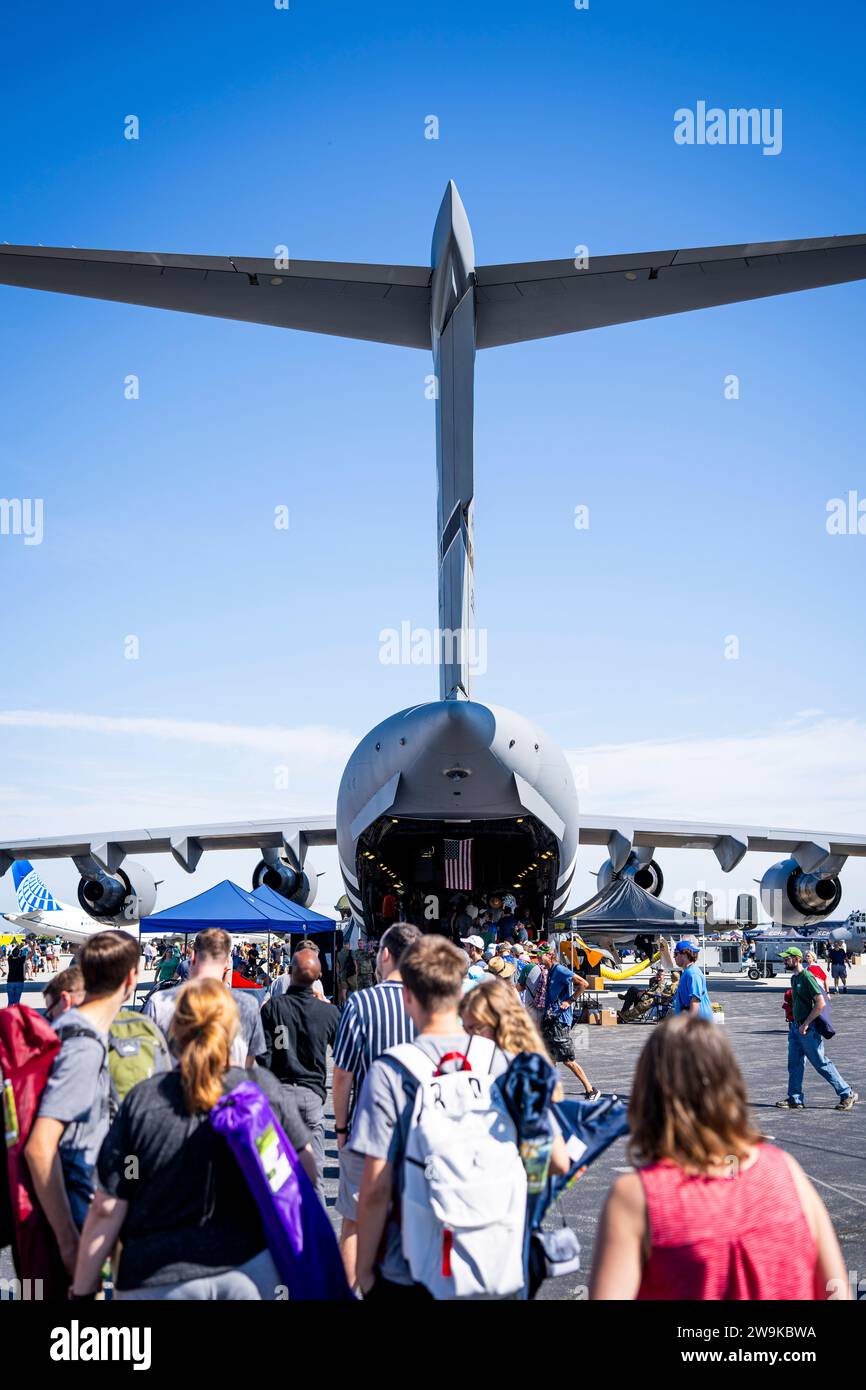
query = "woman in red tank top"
xmin=590 ymin=1015 xmax=849 ymax=1300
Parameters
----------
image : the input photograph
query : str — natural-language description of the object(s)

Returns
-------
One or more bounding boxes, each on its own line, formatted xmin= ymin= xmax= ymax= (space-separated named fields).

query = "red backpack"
xmin=0 ymin=1004 xmax=68 ymax=1299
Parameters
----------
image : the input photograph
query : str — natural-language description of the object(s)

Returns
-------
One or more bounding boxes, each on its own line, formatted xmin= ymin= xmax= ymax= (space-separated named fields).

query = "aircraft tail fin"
xmin=11 ymin=860 xmax=62 ymax=913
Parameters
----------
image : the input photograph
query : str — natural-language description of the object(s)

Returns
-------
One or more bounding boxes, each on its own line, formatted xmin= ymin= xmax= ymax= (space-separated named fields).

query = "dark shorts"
xmin=365 ymin=1273 xmax=433 ymax=1302
xmin=542 ymin=1017 xmax=576 ymax=1063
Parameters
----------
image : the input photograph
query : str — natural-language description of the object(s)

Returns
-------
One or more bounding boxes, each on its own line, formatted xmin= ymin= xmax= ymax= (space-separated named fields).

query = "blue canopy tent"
xmin=251 ymin=884 xmax=336 ymax=934
xmin=138 ymin=879 xmax=315 ymax=934
xmin=138 ymin=879 xmax=339 ymax=997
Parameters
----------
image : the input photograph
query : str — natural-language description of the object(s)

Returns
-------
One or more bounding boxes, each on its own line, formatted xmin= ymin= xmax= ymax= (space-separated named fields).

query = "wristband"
xmin=335 ymin=1126 xmax=349 ymax=1135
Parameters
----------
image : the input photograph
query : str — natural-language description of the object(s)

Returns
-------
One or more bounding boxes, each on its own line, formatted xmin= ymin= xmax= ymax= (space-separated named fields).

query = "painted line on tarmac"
xmin=807 ymin=1175 xmax=866 ymax=1210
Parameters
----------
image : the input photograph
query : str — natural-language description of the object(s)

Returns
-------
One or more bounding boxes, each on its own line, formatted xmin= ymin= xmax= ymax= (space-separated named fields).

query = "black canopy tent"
xmin=554 ymin=876 xmax=689 ymax=933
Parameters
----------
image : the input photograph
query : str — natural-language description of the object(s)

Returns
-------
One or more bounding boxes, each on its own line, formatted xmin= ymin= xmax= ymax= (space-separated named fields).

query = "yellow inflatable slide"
xmin=557 ymin=936 xmax=663 ymax=982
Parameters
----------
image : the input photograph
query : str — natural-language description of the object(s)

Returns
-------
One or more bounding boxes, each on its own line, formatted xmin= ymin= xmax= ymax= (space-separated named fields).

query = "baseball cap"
xmin=780 ymin=946 xmax=803 ymax=959
xmin=536 ymin=941 xmax=553 ymax=955
xmin=674 ymin=938 xmax=699 ymax=954
xmin=460 ymin=934 xmax=485 ymax=951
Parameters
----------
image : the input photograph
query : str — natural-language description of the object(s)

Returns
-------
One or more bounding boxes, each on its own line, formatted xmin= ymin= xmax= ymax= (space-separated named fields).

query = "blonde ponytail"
xmin=168 ymin=978 xmax=239 ymax=1114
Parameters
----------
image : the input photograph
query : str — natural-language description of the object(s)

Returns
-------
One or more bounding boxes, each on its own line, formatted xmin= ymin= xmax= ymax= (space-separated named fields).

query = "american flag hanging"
xmin=443 ymin=837 xmax=473 ymax=890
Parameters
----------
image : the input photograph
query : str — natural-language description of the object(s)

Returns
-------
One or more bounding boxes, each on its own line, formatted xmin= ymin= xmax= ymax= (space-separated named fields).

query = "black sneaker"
xmin=774 ymin=1098 xmax=805 ymax=1109
xmin=584 ymin=1088 xmax=603 ymax=1102
xmin=836 ymin=1092 xmax=858 ymax=1111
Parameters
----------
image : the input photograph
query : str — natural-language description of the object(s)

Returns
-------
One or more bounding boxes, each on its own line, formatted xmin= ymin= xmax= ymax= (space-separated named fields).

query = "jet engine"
xmin=252 ymin=852 xmax=319 ymax=907
xmin=760 ymin=857 xmax=842 ymax=928
xmin=597 ymin=851 xmax=664 ymax=898
xmin=77 ymin=860 xmax=158 ymax=922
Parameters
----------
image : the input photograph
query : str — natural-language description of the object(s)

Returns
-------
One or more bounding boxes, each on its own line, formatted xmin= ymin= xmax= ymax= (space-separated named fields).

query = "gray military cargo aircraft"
xmin=3 ymin=185 xmax=866 ymax=942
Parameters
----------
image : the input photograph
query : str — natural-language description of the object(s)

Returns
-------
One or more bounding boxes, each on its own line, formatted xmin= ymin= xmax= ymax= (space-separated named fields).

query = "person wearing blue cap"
xmin=672 ymin=939 xmax=714 ymax=1021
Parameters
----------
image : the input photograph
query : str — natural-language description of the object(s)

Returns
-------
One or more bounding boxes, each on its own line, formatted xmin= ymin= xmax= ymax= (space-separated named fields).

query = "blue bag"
xmin=211 ymin=1081 xmax=354 ymax=1301
xmin=497 ymin=1054 xmax=629 ymax=1298
xmin=813 ymin=989 xmax=836 ymax=1040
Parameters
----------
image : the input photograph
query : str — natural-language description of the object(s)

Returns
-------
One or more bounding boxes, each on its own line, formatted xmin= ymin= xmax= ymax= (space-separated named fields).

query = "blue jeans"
xmin=787 ymin=1021 xmax=852 ymax=1104
xmin=60 ymin=1149 xmax=95 ymax=1230
xmin=5 ymin=983 xmax=24 ymax=1006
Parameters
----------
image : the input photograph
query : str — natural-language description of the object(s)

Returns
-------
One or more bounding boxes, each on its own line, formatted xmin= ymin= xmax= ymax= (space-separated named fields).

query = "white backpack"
xmin=387 ymin=1036 xmax=528 ymax=1300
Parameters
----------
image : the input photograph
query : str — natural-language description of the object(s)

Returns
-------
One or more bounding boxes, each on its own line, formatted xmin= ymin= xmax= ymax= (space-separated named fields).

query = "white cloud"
xmin=0 ymin=709 xmax=357 ymax=765
xmin=567 ymin=716 xmax=866 ymax=828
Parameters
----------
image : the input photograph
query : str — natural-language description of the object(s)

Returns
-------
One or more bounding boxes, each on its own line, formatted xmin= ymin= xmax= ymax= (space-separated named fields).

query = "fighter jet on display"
xmin=2 ymin=184 xmax=866 ymax=943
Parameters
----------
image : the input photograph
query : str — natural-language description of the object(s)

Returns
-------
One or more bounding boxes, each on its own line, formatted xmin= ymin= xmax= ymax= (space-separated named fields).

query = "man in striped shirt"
xmin=332 ymin=921 xmax=421 ymax=1287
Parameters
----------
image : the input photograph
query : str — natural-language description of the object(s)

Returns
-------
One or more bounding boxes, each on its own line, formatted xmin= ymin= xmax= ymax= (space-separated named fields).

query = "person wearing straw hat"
xmin=486 ymin=955 xmax=517 ymax=985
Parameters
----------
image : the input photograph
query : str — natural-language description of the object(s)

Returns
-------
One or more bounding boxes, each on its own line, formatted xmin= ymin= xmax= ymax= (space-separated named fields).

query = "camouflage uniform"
xmin=355 ymin=944 xmax=376 ymax=991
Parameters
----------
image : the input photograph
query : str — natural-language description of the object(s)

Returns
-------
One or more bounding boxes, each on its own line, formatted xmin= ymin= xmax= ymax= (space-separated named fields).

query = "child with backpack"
xmin=23 ymin=931 xmax=142 ymax=1276
xmin=352 ymin=936 xmax=541 ymax=1300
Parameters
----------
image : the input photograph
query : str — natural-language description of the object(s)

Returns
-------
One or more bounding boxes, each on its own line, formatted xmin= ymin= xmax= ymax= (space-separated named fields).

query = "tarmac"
xmin=2 ymin=958 xmax=864 ymax=1301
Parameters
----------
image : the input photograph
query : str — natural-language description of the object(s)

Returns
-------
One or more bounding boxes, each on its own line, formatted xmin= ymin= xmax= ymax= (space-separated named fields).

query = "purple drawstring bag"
xmin=211 ymin=1081 xmax=354 ymax=1300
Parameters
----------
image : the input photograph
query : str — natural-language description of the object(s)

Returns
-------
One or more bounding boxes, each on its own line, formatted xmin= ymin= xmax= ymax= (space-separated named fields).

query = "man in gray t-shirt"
xmin=350 ymin=1030 xmax=509 ymax=1290
xmin=143 ymin=927 xmax=265 ymax=1067
xmin=351 ymin=935 xmax=514 ymax=1298
xmin=40 ymin=1010 xmax=112 ymax=1167
xmin=146 ymin=984 xmax=264 ymax=1068
xmin=27 ymin=930 xmax=140 ymax=1275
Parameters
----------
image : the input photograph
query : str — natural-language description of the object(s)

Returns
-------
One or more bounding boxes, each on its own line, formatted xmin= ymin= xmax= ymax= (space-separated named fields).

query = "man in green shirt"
xmin=776 ymin=946 xmax=857 ymax=1111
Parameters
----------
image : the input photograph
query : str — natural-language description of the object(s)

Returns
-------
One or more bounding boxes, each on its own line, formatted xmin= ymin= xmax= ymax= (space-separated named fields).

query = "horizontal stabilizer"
xmin=0 ymin=245 xmax=432 ymax=349
xmin=4 ymin=231 xmax=865 ymax=352
xmin=474 ymin=234 xmax=866 ymax=347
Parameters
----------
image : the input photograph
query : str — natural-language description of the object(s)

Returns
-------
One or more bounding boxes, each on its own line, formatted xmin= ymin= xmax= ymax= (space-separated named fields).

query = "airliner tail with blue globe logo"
xmin=3 ymin=860 xmax=137 ymax=943
xmin=12 ymin=861 xmax=62 ymax=914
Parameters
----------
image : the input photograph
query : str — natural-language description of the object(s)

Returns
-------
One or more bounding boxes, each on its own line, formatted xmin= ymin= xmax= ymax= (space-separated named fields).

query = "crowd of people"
xmin=0 ymin=915 xmax=858 ymax=1303
xmin=0 ymin=938 xmax=61 ymax=998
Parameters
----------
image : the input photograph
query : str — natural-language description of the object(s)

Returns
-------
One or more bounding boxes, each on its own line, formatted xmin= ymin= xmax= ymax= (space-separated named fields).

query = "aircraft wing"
xmin=0 ymin=816 xmax=337 ymax=877
xmin=4 ymin=233 xmax=866 ymax=354
xmin=577 ymin=816 xmax=866 ymax=873
xmin=474 ymin=233 xmax=866 ymax=347
xmin=0 ymin=244 xmax=432 ymax=349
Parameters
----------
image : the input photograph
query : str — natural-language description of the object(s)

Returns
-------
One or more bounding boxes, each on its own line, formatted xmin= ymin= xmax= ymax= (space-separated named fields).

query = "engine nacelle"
xmin=597 ymin=851 xmax=664 ymax=898
xmin=252 ymin=854 xmax=318 ymax=908
xmin=77 ymin=860 xmax=158 ymax=922
xmin=760 ymin=857 xmax=842 ymax=928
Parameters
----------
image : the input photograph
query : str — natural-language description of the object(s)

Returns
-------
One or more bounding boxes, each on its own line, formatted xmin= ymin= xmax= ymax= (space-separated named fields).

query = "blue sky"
xmin=2 ymin=0 xmax=866 ymax=919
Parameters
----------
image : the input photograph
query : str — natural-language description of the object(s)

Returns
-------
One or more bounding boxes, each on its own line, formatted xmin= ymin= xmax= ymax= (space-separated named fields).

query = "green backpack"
xmin=108 ymin=1010 xmax=171 ymax=1107
xmin=516 ymin=960 xmax=537 ymax=990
